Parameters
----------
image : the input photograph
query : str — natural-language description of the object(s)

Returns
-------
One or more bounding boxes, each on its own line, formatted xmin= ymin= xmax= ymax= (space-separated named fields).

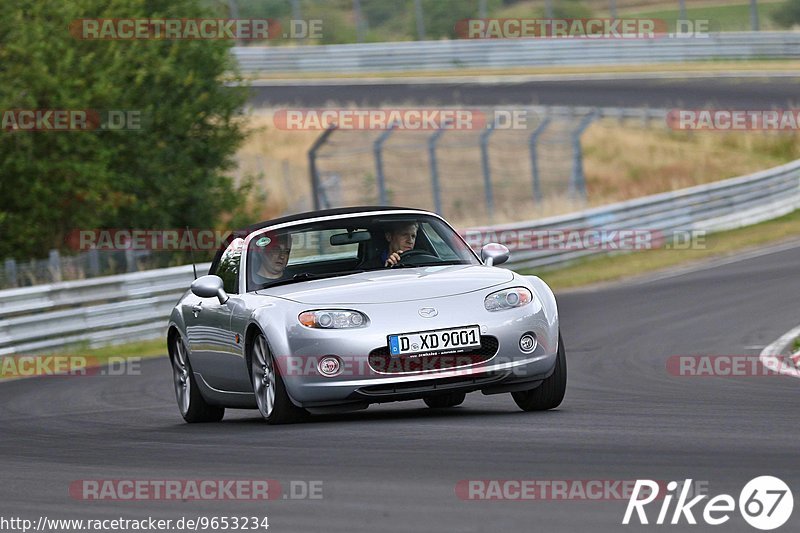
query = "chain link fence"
xmin=309 ymin=107 xmax=608 ymax=227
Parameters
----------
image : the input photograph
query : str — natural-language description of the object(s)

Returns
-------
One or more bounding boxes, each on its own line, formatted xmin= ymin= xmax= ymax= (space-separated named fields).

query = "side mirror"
xmin=480 ymin=243 xmax=510 ymax=267
xmin=191 ymin=275 xmax=229 ymax=304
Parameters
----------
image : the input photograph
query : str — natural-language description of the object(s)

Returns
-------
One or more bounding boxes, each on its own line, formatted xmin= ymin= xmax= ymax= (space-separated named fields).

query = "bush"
xmin=0 ymin=0 xmax=249 ymax=259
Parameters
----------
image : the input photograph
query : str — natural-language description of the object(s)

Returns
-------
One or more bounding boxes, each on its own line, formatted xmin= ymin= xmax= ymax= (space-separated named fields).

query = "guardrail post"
xmin=529 ymin=116 xmax=551 ymax=203
xmin=373 ymin=123 xmax=397 ymax=205
xmin=427 ymin=124 xmax=448 ymax=215
xmin=4 ymin=258 xmax=17 ymax=288
xmin=479 ymin=123 xmax=496 ymax=222
xmin=308 ymin=124 xmax=338 ymax=211
xmin=48 ymin=249 xmax=62 ymax=282
xmin=569 ymin=110 xmax=598 ymax=200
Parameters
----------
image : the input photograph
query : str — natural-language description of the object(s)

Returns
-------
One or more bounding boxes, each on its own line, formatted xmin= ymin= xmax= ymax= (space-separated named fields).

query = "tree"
xmin=0 ymin=0 xmax=249 ymax=259
xmin=772 ymin=0 xmax=800 ymax=27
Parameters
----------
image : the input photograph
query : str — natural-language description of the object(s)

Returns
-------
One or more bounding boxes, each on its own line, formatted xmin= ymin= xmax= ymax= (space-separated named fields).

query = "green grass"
xmin=626 ymin=2 xmax=784 ymax=32
xmin=526 ymin=208 xmax=800 ymax=291
xmin=793 ymin=337 xmax=800 ymax=353
xmin=0 ymin=338 xmax=166 ymax=381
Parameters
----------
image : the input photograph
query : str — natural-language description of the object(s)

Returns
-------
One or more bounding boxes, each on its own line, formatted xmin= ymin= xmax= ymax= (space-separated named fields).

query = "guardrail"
xmin=477 ymin=159 xmax=800 ymax=270
xmin=1 ymin=157 xmax=798 ymax=355
xmin=0 ymin=264 xmax=209 ymax=356
xmin=233 ymin=32 xmax=800 ymax=74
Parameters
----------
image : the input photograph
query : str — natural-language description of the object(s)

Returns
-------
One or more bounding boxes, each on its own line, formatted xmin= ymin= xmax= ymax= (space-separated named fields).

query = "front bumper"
xmin=261 ymin=291 xmax=559 ymax=407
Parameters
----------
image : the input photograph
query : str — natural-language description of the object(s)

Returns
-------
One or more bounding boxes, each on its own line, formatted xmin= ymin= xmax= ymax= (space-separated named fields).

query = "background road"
xmin=248 ymin=77 xmax=800 ymax=108
xmin=2 ymin=241 xmax=799 ymax=532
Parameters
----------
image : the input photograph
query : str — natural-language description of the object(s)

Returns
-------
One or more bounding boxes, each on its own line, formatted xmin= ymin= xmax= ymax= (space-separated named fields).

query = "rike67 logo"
xmin=623 ymin=477 xmax=794 ymax=530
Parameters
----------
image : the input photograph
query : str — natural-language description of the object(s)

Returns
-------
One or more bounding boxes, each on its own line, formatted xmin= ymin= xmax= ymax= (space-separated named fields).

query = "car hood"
xmin=256 ymin=265 xmax=514 ymax=304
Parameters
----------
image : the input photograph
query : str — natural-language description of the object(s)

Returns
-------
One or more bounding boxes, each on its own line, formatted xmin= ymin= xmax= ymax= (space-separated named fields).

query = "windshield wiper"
xmin=391 ymin=261 xmax=466 ymax=268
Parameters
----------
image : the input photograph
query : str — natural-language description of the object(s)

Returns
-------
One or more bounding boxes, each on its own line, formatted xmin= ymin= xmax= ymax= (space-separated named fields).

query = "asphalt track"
xmin=248 ymin=77 xmax=800 ymax=108
xmin=2 ymin=240 xmax=799 ymax=532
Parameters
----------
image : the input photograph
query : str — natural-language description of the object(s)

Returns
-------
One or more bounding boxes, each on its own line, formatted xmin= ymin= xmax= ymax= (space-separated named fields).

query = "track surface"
xmin=248 ymin=77 xmax=800 ymax=108
xmin=2 ymin=242 xmax=799 ymax=532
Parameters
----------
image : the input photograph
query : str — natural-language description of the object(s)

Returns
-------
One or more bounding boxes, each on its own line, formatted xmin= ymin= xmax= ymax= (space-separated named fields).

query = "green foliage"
xmin=0 ymin=0 xmax=249 ymax=259
xmin=553 ymin=1 xmax=593 ymax=19
xmin=772 ymin=0 xmax=800 ymax=27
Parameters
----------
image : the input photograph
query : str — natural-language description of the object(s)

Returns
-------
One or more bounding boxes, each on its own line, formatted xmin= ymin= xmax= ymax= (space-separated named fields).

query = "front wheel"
xmin=512 ymin=332 xmax=567 ymax=411
xmin=170 ymin=335 xmax=225 ymax=423
xmin=250 ymin=333 xmax=308 ymax=424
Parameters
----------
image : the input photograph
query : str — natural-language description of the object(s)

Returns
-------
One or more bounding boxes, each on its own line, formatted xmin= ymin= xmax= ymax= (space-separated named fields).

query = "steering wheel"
xmin=392 ymin=249 xmax=439 ymax=267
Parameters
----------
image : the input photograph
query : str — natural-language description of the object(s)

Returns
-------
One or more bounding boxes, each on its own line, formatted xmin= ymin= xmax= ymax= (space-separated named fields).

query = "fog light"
xmin=318 ymin=356 xmax=342 ymax=377
xmin=519 ymin=333 xmax=537 ymax=353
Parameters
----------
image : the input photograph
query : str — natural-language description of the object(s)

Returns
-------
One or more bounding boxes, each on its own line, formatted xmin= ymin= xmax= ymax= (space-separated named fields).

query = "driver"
xmin=381 ymin=222 xmax=418 ymax=267
xmin=251 ymin=232 xmax=292 ymax=284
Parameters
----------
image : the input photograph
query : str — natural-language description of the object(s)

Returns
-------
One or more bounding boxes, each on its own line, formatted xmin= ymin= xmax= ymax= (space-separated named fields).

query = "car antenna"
xmin=186 ymin=226 xmax=198 ymax=280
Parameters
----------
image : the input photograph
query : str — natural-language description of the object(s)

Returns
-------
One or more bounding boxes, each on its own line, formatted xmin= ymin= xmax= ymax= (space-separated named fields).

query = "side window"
xmin=213 ymin=237 xmax=244 ymax=294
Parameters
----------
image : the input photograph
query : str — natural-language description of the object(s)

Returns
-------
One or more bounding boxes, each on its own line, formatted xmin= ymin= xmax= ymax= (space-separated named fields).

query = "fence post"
xmin=414 ymin=0 xmax=425 ymax=40
xmin=427 ymin=125 xmax=447 ymax=215
xmin=48 ymin=249 xmax=62 ymax=282
xmin=479 ymin=123 xmax=496 ymax=222
xmin=87 ymin=248 xmax=100 ymax=277
xmin=4 ymin=258 xmax=17 ymax=288
xmin=569 ymin=110 xmax=598 ymax=200
xmin=308 ymin=124 xmax=338 ymax=211
xmin=373 ymin=123 xmax=397 ymax=205
xmin=529 ymin=116 xmax=551 ymax=203
xmin=750 ymin=0 xmax=759 ymax=31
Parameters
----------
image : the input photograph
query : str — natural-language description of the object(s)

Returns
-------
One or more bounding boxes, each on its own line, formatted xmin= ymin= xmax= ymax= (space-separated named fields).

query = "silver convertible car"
xmin=167 ymin=207 xmax=565 ymax=423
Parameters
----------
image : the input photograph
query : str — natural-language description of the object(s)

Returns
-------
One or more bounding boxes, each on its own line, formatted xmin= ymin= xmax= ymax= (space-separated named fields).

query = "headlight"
xmin=298 ymin=310 xmax=368 ymax=329
xmin=484 ymin=287 xmax=532 ymax=311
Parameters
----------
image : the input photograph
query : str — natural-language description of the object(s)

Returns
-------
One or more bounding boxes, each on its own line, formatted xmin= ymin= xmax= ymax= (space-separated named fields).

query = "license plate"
xmin=388 ymin=325 xmax=481 ymax=357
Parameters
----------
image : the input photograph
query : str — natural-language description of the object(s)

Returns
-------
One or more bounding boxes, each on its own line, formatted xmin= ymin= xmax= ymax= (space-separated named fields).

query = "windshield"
xmin=245 ymin=213 xmax=478 ymax=291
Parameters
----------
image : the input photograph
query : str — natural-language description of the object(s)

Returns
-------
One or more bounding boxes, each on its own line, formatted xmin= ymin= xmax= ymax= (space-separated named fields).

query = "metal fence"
xmin=233 ymin=32 xmax=800 ymax=74
xmin=1 ymin=157 xmax=797 ymax=355
xmin=309 ymin=106 xmax=667 ymax=226
xmin=0 ymin=263 xmax=209 ymax=356
xmin=1 ymin=248 xmax=189 ymax=290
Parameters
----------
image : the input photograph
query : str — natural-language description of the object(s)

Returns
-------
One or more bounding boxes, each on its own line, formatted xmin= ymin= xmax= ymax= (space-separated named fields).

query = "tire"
xmin=250 ymin=333 xmax=308 ymax=424
xmin=512 ymin=331 xmax=567 ymax=411
xmin=170 ymin=334 xmax=225 ymax=423
xmin=423 ymin=392 xmax=466 ymax=409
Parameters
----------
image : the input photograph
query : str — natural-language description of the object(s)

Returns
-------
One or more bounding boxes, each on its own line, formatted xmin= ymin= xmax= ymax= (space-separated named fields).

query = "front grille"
xmin=357 ymin=372 xmax=504 ymax=396
xmin=368 ymin=335 xmax=498 ymax=374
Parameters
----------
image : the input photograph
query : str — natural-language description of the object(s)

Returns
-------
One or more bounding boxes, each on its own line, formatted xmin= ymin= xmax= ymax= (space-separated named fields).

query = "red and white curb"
xmin=759 ymin=324 xmax=800 ymax=378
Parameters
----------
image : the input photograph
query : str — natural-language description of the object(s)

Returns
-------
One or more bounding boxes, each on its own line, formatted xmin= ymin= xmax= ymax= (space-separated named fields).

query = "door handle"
xmin=191 ymin=303 xmax=203 ymax=317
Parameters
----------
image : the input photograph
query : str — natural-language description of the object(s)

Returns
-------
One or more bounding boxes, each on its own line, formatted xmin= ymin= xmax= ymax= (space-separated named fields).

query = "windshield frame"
xmin=240 ymin=209 xmax=480 ymax=293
